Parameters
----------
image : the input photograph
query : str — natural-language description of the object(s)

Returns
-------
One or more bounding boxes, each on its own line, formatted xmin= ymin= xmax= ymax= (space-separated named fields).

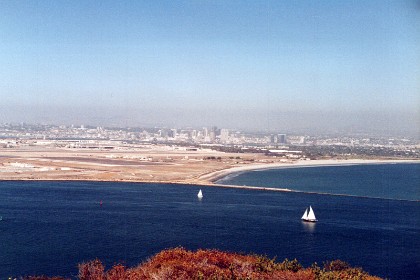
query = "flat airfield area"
xmin=0 ymin=144 xmax=281 ymax=184
xmin=1 ymin=144 xmax=417 ymax=185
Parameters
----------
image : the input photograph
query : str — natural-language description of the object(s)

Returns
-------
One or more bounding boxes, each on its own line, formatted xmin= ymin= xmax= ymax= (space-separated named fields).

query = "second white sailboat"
xmin=301 ymin=206 xmax=317 ymax=222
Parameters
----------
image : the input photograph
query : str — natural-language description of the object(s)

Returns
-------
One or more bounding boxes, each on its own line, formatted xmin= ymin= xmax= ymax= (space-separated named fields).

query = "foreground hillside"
xmin=25 ymin=247 xmax=381 ymax=280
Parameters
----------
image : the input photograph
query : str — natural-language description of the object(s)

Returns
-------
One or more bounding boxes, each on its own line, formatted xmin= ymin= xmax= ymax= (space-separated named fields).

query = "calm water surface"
xmin=217 ymin=163 xmax=420 ymax=200
xmin=0 ymin=164 xmax=419 ymax=279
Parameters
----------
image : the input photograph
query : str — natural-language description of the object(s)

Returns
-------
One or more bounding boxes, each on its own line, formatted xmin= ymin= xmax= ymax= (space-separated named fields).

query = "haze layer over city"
xmin=0 ymin=0 xmax=418 ymax=137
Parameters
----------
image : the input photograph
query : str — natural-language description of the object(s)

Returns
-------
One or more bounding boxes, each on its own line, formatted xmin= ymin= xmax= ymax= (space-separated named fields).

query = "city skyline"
xmin=0 ymin=0 xmax=418 ymax=136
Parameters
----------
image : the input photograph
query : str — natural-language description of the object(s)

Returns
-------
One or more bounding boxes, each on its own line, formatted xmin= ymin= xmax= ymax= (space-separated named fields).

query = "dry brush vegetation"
xmin=23 ymin=247 xmax=381 ymax=280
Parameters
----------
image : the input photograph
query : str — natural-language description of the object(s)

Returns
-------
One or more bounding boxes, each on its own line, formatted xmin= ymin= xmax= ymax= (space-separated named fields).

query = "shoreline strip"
xmin=2 ymin=159 xmax=418 ymax=202
xmin=209 ymin=183 xmax=420 ymax=203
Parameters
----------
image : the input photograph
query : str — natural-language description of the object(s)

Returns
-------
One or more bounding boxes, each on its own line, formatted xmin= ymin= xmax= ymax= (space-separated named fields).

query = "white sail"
xmin=301 ymin=206 xmax=317 ymax=222
xmin=197 ymin=189 xmax=203 ymax=198
xmin=301 ymin=208 xmax=308 ymax=219
xmin=307 ymin=206 xmax=317 ymax=221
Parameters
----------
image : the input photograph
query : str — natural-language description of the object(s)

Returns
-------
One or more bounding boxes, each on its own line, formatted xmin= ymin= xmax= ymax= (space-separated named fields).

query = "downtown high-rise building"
xmin=220 ymin=129 xmax=229 ymax=142
xmin=270 ymin=133 xmax=287 ymax=144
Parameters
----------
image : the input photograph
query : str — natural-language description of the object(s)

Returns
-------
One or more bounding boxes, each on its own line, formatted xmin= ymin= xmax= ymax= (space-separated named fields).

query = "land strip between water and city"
xmin=1 ymin=144 xmax=418 ymax=198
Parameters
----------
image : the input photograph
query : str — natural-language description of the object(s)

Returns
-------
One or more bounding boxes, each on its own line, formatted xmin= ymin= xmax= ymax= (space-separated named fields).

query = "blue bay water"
xmin=217 ymin=163 xmax=420 ymax=201
xmin=0 ymin=163 xmax=418 ymax=279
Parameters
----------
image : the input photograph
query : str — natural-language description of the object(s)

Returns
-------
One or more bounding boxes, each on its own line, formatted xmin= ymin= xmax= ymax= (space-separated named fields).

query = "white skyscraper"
xmin=220 ymin=129 xmax=229 ymax=142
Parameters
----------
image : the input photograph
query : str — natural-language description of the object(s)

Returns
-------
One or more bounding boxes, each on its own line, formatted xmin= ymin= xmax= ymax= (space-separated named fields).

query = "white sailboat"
xmin=301 ymin=206 xmax=317 ymax=222
xmin=197 ymin=189 xmax=203 ymax=199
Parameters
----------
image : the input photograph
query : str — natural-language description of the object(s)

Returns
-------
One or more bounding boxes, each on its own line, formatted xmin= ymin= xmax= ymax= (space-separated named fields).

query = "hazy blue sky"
xmin=0 ymin=0 xmax=418 ymax=135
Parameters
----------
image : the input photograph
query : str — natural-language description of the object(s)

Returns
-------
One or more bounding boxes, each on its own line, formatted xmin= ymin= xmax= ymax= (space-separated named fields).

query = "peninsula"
xmin=0 ymin=143 xmax=417 ymax=186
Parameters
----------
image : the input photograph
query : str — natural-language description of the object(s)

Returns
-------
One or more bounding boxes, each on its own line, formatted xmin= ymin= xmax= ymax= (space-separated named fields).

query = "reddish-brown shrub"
xmin=105 ymin=264 xmax=127 ymax=280
xmin=323 ymin=259 xmax=351 ymax=271
xmin=24 ymin=248 xmax=382 ymax=280
xmin=78 ymin=259 xmax=105 ymax=280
